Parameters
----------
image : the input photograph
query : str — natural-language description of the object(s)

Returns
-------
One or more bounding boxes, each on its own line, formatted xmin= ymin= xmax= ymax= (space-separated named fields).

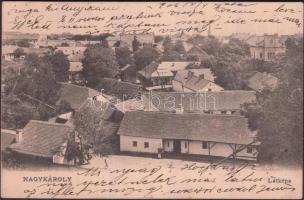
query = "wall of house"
xmin=235 ymin=144 xmax=259 ymax=160
xmin=163 ymin=139 xmax=174 ymax=152
xmin=250 ymin=47 xmax=264 ymax=60
xmin=120 ymin=135 xmax=163 ymax=153
xmin=264 ymin=47 xmax=285 ymax=61
xmin=181 ymin=140 xmax=258 ymax=160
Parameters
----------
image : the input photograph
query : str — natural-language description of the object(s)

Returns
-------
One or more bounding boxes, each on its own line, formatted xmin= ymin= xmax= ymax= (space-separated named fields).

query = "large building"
xmin=247 ymin=34 xmax=286 ymax=61
xmin=118 ymin=111 xmax=260 ymax=161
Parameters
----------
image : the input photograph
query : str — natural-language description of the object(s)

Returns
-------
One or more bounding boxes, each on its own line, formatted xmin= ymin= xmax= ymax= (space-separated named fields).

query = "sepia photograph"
xmin=1 ymin=1 xmax=303 ymax=199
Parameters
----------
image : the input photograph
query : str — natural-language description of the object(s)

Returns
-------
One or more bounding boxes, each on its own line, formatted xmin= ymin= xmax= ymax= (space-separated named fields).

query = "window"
xmin=208 ymin=88 xmax=212 ymax=91
xmin=184 ymin=142 xmax=187 ymax=148
xmin=144 ymin=142 xmax=149 ymax=148
xmin=202 ymin=141 xmax=208 ymax=149
xmin=221 ymin=111 xmax=227 ymax=114
xmin=247 ymin=146 xmax=253 ymax=153
xmin=132 ymin=141 xmax=137 ymax=147
xmin=167 ymin=141 xmax=170 ymax=147
xmin=260 ymin=53 xmax=263 ymax=59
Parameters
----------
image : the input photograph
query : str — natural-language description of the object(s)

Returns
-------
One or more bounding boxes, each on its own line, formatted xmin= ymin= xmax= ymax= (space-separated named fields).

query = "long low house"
xmin=142 ymin=91 xmax=256 ymax=114
xmin=118 ymin=111 xmax=260 ymax=161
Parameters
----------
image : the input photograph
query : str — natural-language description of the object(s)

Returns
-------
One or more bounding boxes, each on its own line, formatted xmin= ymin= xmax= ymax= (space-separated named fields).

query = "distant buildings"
xmin=149 ymin=61 xmax=200 ymax=89
xmin=247 ymin=34 xmax=286 ymax=61
xmin=106 ymin=34 xmax=155 ymax=49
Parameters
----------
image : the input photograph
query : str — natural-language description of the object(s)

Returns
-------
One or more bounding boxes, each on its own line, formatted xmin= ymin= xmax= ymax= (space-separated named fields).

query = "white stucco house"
xmin=117 ymin=111 xmax=260 ymax=161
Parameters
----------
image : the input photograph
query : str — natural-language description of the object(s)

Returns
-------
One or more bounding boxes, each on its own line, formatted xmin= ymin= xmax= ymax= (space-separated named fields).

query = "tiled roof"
xmin=184 ymin=76 xmax=211 ymax=91
xmin=151 ymin=69 xmax=174 ymax=77
xmin=142 ymin=91 xmax=256 ymax=112
xmin=115 ymin=98 xmax=144 ymax=113
xmin=57 ymin=83 xmax=100 ymax=110
xmin=1 ymin=129 xmax=16 ymax=151
xmin=247 ymin=72 xmax=279 ymax=92
xmin=117 ymin=111 xmax=258 ymax=145
xmin=158 ymin=61 xmax=198 ymax=71
xmin=174 ymin=69 xmax=215 ymax=83
xmin=9 ymin=120 xmax=72 ymax=157
xmin=99 ymin=78 xmax=142 ymax=99
xmin=78 ymin=98 xmax=116 ymax=121
xmin=137 ymin=61 xmax=159 ymax=79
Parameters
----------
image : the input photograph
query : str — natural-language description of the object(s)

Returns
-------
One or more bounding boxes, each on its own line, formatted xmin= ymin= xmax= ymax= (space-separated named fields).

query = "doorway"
xmin=173 ymin=140 xmax=181 ymax=154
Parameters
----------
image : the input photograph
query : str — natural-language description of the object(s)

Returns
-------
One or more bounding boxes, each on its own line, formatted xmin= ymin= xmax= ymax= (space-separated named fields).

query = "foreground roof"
xmin=9 ymin=120 xmax=72 ymax=158
xmin=118 ymin=111 xmax=258 ymax=145
xmin=142 ymin=91 xmax=256 ymax=112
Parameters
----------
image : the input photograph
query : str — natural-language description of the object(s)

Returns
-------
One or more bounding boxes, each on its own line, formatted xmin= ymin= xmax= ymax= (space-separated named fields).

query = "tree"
xmin=82 ymin=46 xmax=120 ymax=87
xmin=115 ymin=47 xmax=133 ymax=67
xmin=173 ymin=40 xmax=186 ymax=54
xmin=242 ymin=36 xmax=303 ymax=165
xmin=44 ymin=50 xmax=70 ymax=82
xmin=61 ymin=42 xmax=69 ymax=47
xmin=163 ymin=36 xmax=173 ymax=51
xmin=13 ymin=48 xmax=25 ymax=58
xmin=154 ymin=35 xmax=164 ymax=43
xmin=1 ymin=94 xmax=38 ymax=129
xmin=134 ymin=46 xmax=160 ymax=71
xmin=16 ymin=39 xmax=30 ymax=48
xmin=132 ymin=36 xmax=141 ymax=52
xmin=15 ymin=53 xmax=60 ymax=105
xmin=222 ymin=38 xmax=250 ymax=56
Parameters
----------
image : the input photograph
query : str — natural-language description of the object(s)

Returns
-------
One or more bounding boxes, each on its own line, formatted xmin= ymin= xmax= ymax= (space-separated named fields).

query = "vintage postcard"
xmin=1 ymin=1 xmax=303 ymax=199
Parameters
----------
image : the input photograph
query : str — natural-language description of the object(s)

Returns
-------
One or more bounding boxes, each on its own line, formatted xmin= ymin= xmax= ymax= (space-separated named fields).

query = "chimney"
xmin=187 ymin=71 xmax=194 ymax=79
xmin=198 ymin=74 xmax=205 ymax=79
xmin=16 ymin=129 xmax=23 ymax=142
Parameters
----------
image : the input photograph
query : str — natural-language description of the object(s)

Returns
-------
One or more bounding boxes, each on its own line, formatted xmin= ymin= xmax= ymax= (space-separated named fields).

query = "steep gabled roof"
xmin=117 ymin=111 xmax=258 ymax=145
xmin=137 ymin=61 xmax=159 ymax=79
xmin=247 ymin=72 xmax=279 ymax=92
xmin=174 ymin=69 xmax=215 ymax=83
xmin=57 ymin=83 xmax=100 ymax=110
xmin=9 ymin=120 xmax=72 ymax=158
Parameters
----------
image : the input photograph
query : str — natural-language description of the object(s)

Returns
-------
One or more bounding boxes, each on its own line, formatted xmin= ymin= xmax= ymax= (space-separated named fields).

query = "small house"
xmin=173 ymin=71 xmax=223 ymax=92
xmin=9 ymin=120 xmax=74 ymax=165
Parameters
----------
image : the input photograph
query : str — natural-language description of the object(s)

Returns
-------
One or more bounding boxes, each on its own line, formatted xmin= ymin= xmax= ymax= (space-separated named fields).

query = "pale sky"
xmin=2 ymin=2 xmax=303 ymax=36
